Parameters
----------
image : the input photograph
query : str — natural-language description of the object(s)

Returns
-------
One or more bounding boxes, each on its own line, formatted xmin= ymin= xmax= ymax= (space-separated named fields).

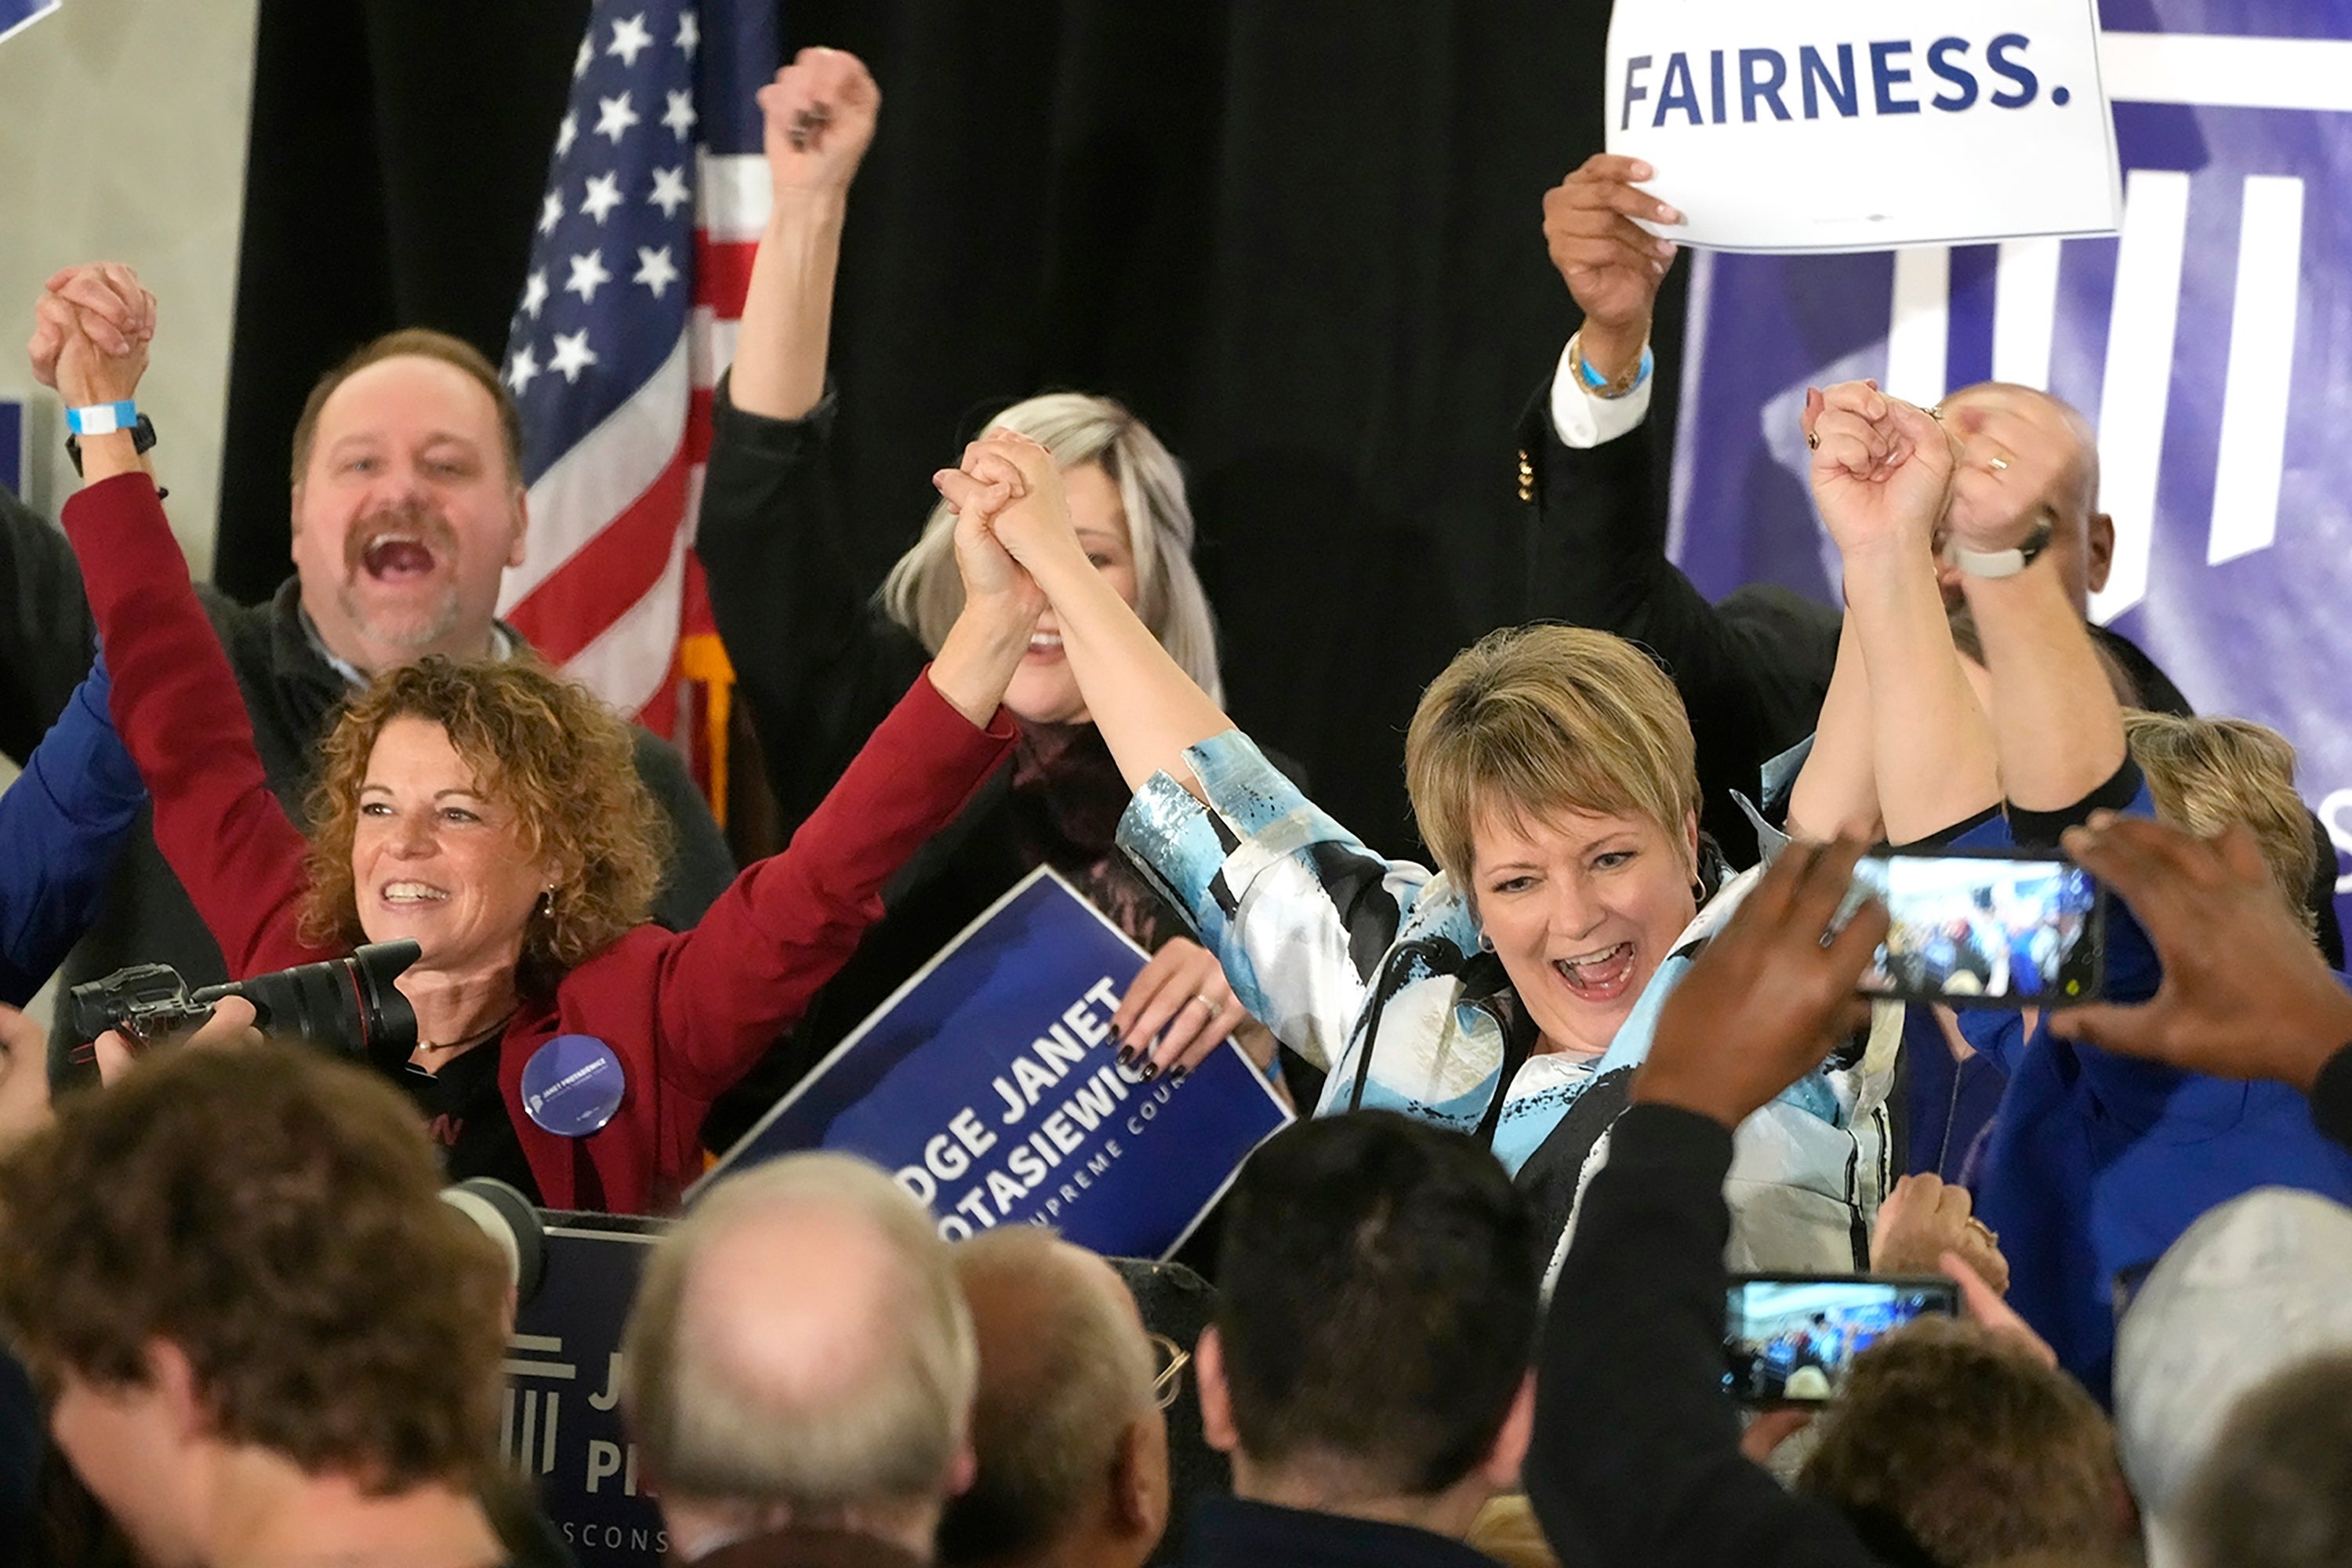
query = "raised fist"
xmin=757 ymin=47 xmax=880 ymax=201
xmin=1805 ymin=380 xmax=1955 ymax=565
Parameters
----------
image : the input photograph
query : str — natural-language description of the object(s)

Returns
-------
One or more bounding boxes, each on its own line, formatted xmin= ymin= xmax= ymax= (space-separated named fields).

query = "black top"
xmin=402 ymin=1038 xmax=541 ymax=1202
xmin=0 ymin=495 xmax=736 ymax=1074
xmin=1526 ymin=1102 xmax=1890 ymax=1568
xmin=1180 ymin=1495 xmax=1497 ymax=1568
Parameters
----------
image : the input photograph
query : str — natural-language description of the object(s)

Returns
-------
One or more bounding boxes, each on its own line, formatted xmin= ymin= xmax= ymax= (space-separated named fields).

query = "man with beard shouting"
xmin=7 ymin=262 xmax=731 ymax=1069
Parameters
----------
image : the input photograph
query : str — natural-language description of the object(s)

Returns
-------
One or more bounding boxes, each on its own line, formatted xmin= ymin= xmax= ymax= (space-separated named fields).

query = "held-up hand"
xmin=757 ymin=48 xmax=880 ymax=201
xmin=1112 ymin=937 xmax=1253 ymax=1080
xmin=1541 ymin=154 xmax=1682 ymax=374
xmin=934 ymin=437 xmax=1047 ymax=628
xmin=2049 ymin=815 xmax=2352 ymax=1091
xmin=29 ymin=262 xmax=154 ymax=408
xmin=1939 ymin=387 xmax=2080 ymax=559
xmin=1633 ymin=838 xmax=1888 ymax=1129
xmin=933 ymin=430 xmax=1087 ymax=583
xmin=1871 ymin=1172 xmax=2010 ymax=1295
xmin=1805 ymin=381 xmax=1955 ymax=564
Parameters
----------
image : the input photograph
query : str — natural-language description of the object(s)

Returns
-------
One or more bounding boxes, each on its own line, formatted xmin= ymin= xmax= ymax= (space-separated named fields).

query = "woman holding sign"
xmin=935 ymin=434 xmax=1893 ymax=1275
xmin=36 ymin=267 xmax=1040 ymax=1215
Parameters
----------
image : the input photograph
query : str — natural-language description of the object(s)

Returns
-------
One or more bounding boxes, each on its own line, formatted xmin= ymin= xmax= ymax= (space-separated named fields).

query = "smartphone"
xmin=1847 ymin=848 xmax=2104 ymax=1007
xmin=1722 ymin=1273 xmax=1961 ymax=1405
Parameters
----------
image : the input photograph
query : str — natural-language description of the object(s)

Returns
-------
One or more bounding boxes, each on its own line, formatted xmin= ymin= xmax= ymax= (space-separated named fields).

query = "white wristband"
xmin=67 ymin=401 xmax=137 ymax=437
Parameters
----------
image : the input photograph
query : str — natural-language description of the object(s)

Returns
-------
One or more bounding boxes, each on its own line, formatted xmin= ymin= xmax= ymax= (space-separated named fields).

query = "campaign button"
xmin=521 ymin=1034 xmax=626 ymax=1137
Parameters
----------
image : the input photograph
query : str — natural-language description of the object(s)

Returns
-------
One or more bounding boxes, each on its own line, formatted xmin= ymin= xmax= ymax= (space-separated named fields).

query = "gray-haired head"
xmin=620 ymin=1154 xmax=978 ymax=1532
xmin=2113 ymin=1187 xmax=2352 ymax=1564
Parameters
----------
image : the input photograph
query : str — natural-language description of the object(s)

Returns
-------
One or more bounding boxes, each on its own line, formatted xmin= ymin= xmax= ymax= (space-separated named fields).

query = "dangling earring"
xmin=538 ymin=887 xmax=556 ymax=919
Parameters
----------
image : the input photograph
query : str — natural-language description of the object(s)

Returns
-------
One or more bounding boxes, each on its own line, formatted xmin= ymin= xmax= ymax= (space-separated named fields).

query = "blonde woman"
xmin=937 ymin=431 xmax=1895 ymax=1273
xmin=694 ymin=52 xmax=1265 ymax=1138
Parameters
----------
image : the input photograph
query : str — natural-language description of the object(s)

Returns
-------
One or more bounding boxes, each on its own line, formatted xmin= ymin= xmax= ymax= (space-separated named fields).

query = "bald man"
xmin=939 ymin=1229 xmax=1169 ymax=1568
xmin=620 ymin=1154 xmax=978 ymax=1567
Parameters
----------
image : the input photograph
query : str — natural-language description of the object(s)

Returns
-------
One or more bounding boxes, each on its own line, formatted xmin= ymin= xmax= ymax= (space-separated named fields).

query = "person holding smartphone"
xmin=1795 ymin=379 xmax=2352 ymax=1403
xmin=1526 ymin=837 xmax=2134 ymax=1568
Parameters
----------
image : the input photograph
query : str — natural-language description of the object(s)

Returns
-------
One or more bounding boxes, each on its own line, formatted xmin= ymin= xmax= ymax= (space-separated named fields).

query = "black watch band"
xmin=65 ymin=412 xmax=158 ymax=477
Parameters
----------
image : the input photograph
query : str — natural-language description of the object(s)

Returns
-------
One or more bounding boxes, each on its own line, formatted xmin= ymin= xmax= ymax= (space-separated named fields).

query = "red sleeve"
xmin=60 ymin=474 xmax=324 ymax=976
xmin=648 ymin=668 xmax=1015 ymax=1099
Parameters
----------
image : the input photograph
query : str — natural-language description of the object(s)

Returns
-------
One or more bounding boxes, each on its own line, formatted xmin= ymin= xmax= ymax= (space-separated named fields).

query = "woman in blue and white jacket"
xmin=933 ymin=431 xmax=1895 ymax=1273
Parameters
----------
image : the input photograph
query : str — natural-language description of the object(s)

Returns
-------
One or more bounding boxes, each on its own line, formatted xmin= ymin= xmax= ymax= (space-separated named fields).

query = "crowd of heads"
xmin=5 ymin=67 xmax=2352 ymax=1568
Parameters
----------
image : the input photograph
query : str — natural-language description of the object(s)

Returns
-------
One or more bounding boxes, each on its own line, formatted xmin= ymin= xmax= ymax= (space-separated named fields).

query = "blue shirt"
xmin=1951 ymin=789 xmax=2352 ymax=1403
xmin=0 ymin=657 xmax=147 ymax=1006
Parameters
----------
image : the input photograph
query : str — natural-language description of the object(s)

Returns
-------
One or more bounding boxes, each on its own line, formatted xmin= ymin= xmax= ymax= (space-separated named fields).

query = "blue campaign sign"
xmin=1667 ymin=0 xmax=2352 ymax=925
xmin=0 ymin=0 xmax=59 ymax=46
xmin=504 ymin=1218 xmax=669 ymax=1567
xmin=702 ymin=866 xmax=1293 ymax=1256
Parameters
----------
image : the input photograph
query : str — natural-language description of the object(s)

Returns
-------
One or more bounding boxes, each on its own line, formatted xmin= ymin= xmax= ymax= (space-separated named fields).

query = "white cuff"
xmin=1548 ymin=337 xmax=1653 ymax=450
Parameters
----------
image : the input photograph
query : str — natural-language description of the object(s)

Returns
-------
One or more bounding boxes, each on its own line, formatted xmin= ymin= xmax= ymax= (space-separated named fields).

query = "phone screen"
xmin=1723 ymin=1274 xmax=1960 ymax=1405
xmin=1850 ymin=850 xmax=2103 ymax=1007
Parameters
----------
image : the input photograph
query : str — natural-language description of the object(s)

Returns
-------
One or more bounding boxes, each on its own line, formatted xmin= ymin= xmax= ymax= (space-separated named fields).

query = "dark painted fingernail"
xmin=1169 ymin=1066 xmax=1189 ymax=1084
xmin=1139 ymin=1061 xmax=1159 ymax=1080
xmin=1116 ymin=1044 xmax=1137 ymax=1067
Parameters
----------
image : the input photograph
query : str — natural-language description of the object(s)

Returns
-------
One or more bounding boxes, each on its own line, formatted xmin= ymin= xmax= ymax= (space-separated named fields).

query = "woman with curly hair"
xmin=39 ymin=279 xmax=1040 ymax=1214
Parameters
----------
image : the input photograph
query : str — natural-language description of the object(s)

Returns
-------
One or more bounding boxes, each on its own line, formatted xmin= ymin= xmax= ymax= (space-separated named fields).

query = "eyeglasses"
xmin=1148 ymin=1332 xmax=1190 ymax=1410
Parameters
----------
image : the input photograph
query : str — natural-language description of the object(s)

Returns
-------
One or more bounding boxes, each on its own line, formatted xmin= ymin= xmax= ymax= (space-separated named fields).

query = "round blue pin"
xmin=520 ymin=1034 xmax=626 ymax=1137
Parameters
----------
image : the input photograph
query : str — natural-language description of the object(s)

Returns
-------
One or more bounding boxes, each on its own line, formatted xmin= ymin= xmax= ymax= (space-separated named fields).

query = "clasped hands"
xmin=1803 ymin=379 xmax=2064 ymax=569
xmin=27 ymin=262 xmax=154 ymax=408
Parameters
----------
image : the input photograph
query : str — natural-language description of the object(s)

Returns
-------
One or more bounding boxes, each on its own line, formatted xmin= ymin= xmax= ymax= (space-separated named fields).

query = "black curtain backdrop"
xmin=218 ymin=0 xmax=1692 ymax=858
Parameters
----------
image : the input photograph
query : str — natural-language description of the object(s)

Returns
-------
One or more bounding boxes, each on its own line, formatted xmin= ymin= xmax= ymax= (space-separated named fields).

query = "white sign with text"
xmin=1606 ymin=0 xmax=2120 ymax=252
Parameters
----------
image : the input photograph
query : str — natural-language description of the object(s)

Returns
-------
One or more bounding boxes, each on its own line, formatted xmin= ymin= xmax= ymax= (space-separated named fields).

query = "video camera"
xmin=67 ymin=940 xmax=423 ymax=1063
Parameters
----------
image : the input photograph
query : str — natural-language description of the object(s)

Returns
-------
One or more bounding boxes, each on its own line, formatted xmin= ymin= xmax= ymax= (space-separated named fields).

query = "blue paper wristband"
xmin=1576 ymin=343 xmax=1653 ymax=397
xmin=66 ymin=401 xmax=137 ymax=436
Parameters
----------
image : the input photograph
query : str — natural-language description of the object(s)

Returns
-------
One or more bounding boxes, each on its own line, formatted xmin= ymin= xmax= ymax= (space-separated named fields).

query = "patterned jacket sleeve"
xmin=1116 ymin=730 xmax=1437 ymax=1073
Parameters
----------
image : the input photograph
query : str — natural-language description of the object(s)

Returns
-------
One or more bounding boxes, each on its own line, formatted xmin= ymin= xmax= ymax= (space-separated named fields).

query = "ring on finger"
xmin=1185 ymin=993 xmax=1218 ymax=1014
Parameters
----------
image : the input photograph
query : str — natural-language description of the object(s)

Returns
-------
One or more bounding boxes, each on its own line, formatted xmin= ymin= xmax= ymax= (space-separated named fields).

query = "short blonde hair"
xmin=620 ymin=1155 xmax=977 ymax=1514
xmin=2124 ymin=711 xmax=2318 ymax=938
xmin=1405 ymin=625 xmax=1700 ymax=886
xmin=877 ymin=391 xmax=1224 ymax=705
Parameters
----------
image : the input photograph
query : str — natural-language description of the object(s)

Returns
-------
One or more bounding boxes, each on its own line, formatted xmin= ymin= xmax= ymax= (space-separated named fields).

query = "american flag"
xmin=499 ymin=0 xmax=775 ymax=820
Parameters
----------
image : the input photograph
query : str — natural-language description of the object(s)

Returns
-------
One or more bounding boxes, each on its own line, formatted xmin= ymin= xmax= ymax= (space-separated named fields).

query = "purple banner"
xmin=1671 ymin=0 xmax=2352 ymax=918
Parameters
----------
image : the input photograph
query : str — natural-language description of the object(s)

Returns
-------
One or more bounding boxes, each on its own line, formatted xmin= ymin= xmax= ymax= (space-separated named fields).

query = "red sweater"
xmin=64 ymin=473 xmax=1015 ymax=1213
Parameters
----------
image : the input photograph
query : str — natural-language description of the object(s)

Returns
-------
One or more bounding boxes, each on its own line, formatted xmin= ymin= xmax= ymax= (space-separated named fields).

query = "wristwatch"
xmin=1947 ymin=510 xmax=2054 ymax=579
xmin=65 ymin=413 xmax=158 ymax=477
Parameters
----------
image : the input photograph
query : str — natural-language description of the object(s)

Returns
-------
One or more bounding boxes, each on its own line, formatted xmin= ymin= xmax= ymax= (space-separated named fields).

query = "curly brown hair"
xmin=0 ymin=1043 xmax=510 ymax=1493
xmin=299 ymin=655 xmax=673 ymax=986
